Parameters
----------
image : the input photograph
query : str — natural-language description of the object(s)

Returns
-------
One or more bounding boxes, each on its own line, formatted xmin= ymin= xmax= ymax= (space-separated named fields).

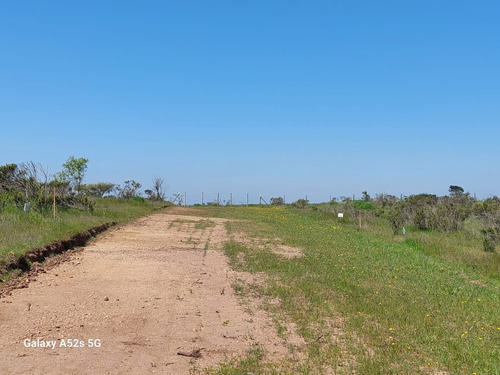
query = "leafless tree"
xmin=14 ymin=162 xmax=56 ymax=212
xmin=152 ymin=177 xmax=166 ymax=201
xmin=18 ymin=162 xmax=51 ymax=201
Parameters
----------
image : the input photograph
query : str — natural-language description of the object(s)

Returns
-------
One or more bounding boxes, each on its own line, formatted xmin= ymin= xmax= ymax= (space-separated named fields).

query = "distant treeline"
xmin=0 ymin=157 xmax=166 ymax=214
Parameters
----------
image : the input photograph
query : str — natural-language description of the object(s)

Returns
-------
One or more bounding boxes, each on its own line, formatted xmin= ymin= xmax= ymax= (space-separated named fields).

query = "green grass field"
xmin=195 ymin=206 xmax=500 ymax=375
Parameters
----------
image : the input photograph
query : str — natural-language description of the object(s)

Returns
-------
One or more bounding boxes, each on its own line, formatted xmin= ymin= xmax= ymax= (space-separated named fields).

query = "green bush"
xmin=353 ymin=200 xmax=377 ymax=210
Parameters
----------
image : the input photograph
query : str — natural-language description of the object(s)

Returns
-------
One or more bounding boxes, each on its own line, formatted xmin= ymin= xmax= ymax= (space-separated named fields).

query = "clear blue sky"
xmin=1 ymin=1 xmax=499 ymax=203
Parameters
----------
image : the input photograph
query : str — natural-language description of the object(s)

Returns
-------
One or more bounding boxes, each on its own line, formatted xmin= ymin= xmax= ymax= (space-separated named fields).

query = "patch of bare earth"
xmin=460 ymin=271 xmax=487 ymax=288
xmin=0 ymin=211 xmax=297 ymax=374
xmin=230 ymin=232 xmax=304 ymax=259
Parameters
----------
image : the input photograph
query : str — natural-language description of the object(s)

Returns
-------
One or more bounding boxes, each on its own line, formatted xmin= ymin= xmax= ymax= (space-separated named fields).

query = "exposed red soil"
xmin=0 ymin=222 xmax=116 ymax=277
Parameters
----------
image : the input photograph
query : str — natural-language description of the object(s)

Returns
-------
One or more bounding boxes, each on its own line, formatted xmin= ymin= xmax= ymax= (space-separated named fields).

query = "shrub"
xmin=388 ymin=204 xmax=405 ymax=234
xmin=353 ymin=200 xmax=377 ymax=210
xmin=481 ymin=228 xmax=498 ymax=252
xmin=292 ymin=199 xmax=308 ymax=209
xmin=270 ymin=197 xmax=284 ymax=206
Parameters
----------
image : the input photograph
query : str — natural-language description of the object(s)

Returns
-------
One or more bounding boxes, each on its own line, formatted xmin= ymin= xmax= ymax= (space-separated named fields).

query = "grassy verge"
xmin=0 ymin=198 xmax=159 ymax=276
xmin=196 ymin=206 xmax=500 ymax=375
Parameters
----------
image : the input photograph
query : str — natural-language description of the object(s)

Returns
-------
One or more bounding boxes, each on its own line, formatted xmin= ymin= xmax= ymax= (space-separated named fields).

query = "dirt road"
xmin=0 ymin=210 xmax=291 ymax=374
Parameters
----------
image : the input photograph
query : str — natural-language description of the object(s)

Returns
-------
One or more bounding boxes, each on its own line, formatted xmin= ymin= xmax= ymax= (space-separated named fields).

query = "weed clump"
xmin=481 ymin=228 xmax=498 ymax=252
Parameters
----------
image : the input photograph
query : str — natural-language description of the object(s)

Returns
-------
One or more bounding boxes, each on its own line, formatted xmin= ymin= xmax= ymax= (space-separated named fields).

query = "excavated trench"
xmin=0 ymin=222 xmax=116 ymax=295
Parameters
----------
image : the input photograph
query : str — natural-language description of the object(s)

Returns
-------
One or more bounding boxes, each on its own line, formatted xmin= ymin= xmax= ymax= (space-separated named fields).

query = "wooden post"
xmin=358 ymin=210 xmax=362 ymax=229
xmin=184 ymin=192 xmax=186 ymax=208
xmin=217 ymin=193 xmax=220 ymax=206
xmin=53 ymin=185 xmax=56 ymax=219
xmin=202 ymin=192 xmax=204 ymax=206
xmin=230 ymin=193 xmax=232 ymax=206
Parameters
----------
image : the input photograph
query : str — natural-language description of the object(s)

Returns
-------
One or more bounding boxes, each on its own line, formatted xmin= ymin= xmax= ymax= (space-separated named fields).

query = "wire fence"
xmin=169 ymin=192 xmax=359 ymax=207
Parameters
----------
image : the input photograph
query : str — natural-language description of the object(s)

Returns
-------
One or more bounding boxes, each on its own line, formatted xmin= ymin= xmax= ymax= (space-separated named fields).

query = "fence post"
xmin=53 ymin=185 xmax=56 ymax=219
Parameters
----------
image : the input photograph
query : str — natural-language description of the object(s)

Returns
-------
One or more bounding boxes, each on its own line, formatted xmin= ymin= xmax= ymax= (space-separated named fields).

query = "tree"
xmin=57 ymin=156 xmax=89 ymax=194
xmin=119 ymin=180 xmax=141 ymax=199
xmin=152 ymin=177 xmax=166 ymax=201
xmin=144 ymin=189 xmax=154 ymax=200
xmin=362 ymin=191 xmax=371 ymax=202
xmin=449 ymin=185 xmax=464 ymax=196
xmin=0 ymin=164 xmax=24 ymax=210
xmin=19 ymin=162 xmax=51 ymax=208
xmin=82 ymin=182 xmax=115 ymax=198
xmin=0 ymin=163 xmax=20 ymax=190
